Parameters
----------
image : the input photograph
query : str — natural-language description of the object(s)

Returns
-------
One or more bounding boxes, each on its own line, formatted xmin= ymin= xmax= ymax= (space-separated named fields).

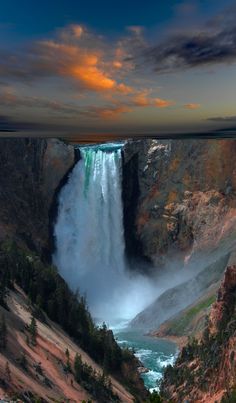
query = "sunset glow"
xmin=0 ymin=0 xmax=235 ymax=140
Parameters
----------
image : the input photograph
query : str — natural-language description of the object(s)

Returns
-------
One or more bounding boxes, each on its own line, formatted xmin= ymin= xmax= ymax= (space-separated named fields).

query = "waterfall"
xmin=53 ymin=143 xmax=156 ymax=322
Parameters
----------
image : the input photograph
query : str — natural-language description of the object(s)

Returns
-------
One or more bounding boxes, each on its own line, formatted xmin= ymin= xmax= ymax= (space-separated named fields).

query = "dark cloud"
xmin=0 ymin=46 xmax=60 ymax=82
xmin=0 ymin=92 xmax=82 ymax=115
xmin=0 ymin=115 xmax=18 ymax=132
xmin=0 ymin=114 xmax=75 ymax=134
xmin=143 ymin=15 xmax=236 ymax=72
xmin=207 ymin=115 xmax=236 ymax=122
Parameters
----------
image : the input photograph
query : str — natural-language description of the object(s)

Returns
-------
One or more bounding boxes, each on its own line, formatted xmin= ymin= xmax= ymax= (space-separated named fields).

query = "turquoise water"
xmin=114 ymin=327 xmax=177 ymax=391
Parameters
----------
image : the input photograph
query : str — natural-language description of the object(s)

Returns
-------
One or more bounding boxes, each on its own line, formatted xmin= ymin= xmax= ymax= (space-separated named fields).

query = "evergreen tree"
xmin=0 ymin=312 xmax=7 ymax=349
xmin=29 ymin=316 xmax=37 ymax=346
xmin=74 ymin=353 xmax=83 ymax=382
xmin=19 ymin=352 xmax=28 ymax=371
xmin=5 ymin=361 xmax=11 ymax=382
xmin=65 ymin=348 xmax=71 ymax=372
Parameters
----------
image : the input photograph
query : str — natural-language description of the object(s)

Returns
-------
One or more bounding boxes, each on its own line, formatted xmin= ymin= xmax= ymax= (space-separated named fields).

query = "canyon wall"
xmin=1 ymin=137 xmax=236 ymax=270
xmin=161 ymin=261 xmax=236 ymax=402
xmin=0 ymin=138 xmax=75 ymax=259
xmin=123 ymin=139 xmax=236 ymax=268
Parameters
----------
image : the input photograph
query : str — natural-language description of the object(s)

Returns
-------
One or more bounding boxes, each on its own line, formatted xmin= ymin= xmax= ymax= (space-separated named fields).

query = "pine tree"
xmin=19 ymin=352 xmax=28 ymax=371
xmin=74 ymin=353 xmax=83 ymax=382
xmin=5 ymin=361 xmax=11 ymax=382
xmin=0 ymin=312 xmax=7 ymax=349
xmin=29 ymin=316 xmax=37 ymax=346
xmin=65 ymin=348 xmax=71 ymax=372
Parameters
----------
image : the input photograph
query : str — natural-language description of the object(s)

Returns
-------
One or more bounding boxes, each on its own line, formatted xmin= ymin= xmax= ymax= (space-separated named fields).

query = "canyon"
xmin=0 ymin=137 xmax=236 ymax=401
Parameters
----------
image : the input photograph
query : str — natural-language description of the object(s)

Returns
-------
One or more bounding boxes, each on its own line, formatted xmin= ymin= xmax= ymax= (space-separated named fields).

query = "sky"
xmin=0 ymin=0 xmax=236 ymax=140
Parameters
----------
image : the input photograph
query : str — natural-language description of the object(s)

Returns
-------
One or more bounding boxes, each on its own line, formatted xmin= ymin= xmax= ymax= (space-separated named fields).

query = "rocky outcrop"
xmin=161 ymin=262 xmax=236 ymax=402
xmin=0 ymin=138 xmax=75 ymax=259
xmin=209 ymin=262 xmax=236 ymax=336
xmin=123 ymin=139 xmax=236 ymax=267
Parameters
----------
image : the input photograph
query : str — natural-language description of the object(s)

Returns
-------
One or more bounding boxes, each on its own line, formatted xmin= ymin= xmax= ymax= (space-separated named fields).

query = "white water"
xmin=53 ymin=144 xmax=156 ymax=321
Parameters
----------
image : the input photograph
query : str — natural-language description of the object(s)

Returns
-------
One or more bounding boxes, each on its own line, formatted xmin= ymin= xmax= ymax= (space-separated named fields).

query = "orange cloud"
xmin=131 ymin=91 xmax=175 ymax=109
xmin=133 ymin=90 xmax=150 ymax=106
xmin=97 ymin=105 xmax=132 ymax=119
xmin=154 ymin=98 xmax=174 ymax=108
xmin=70 ymin=64 xmax=116 ymax=91
xmin=113 ymin=60 xmax=123 ymax=69
xmin=38 ymin=40 xmax=133 ymax=94
xmin=117 ymin=83 xmax=133 ymax=94
xmin=184 ymin=103 xmax=201 ymax=109
xmin=71 ymin=25 xmax=84 ymax=38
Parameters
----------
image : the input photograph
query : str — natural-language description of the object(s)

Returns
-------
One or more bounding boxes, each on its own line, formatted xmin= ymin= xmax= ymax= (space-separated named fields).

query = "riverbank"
xmin=114 ymin=327 xmax=177 ymax=391
xmin=150 ymin=333 xmax=188 ymax=350
xmin=147 ymin=331 xmax=188 ymax=350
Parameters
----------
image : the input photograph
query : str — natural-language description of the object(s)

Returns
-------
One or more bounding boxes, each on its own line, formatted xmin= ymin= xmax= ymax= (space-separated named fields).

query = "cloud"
xmin=90 ymin=105 xmax=132 ymax=119
xmin=132 ymin=90 xmax=174 ymax=108
xmin=207 ymin=115 xmax=236 ymax=122
xmin=155 ymin=98 xmax=175 ymax=108
xmin=0 ymin=115 xmax=17 ymax=131
xmin=0 ymin=90 xmax=81 ymax=114
xmin=34 ymin=40 xmax=134 ymax=94
xmin=0 ymin=114 xmax=66 ymax=133
xmin=184 ymin=103 xmax=201 ymax=110
xmin=143 ymin=12 xmax=236 ymax=73
xmin=0 ymin=89 xmax=134 ymax=120
xmin=0 ymin=25 xmax=135 ymax=96
xmin=132 ymin=90 xmax=150 ymax=106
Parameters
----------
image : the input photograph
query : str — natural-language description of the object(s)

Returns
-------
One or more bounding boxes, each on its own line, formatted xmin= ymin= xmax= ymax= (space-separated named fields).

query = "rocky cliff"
xmin=123 ymin=139 xmax=236 ymax=267
xmin=2 ymin=138 xmax=236 ymax=270
xmin=0 ymin=138 xmax=75 ymax=259
xmin=160 ymin=261 xmax=236 ymax=402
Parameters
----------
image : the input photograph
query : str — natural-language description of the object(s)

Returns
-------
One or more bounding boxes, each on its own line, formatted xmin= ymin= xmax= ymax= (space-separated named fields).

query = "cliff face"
xmin=161 ymin=263 xmax=236 ymax=403
xmin=0 ymin=138 xmax=75 ymax=259
xmin=123 ymin=139 xmax=236 ymax=267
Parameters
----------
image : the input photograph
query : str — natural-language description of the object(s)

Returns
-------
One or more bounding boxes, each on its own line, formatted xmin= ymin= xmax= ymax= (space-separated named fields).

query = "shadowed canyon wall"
xmin=0 ymin=138 xmax=75 ymax=258
xmin=123 ymin=139 xmax=236 ymax=268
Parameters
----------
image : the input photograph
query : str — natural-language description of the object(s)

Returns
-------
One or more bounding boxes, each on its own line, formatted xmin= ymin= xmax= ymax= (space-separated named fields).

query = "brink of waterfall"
xmin=53 ymin=143 xmax=155 ymax=322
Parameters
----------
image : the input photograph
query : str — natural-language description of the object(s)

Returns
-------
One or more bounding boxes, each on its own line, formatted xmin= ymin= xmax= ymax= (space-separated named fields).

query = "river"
xmin=113 ymin=325 xmax=177 ymax=392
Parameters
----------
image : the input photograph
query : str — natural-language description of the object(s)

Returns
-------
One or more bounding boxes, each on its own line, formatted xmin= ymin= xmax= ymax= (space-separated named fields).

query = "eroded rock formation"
xmin=123 ymin=139 xmax=236 ymax=267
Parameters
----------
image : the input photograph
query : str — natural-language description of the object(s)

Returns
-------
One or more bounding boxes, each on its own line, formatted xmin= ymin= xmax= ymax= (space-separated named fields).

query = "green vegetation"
xmin=65 ymin=348 xmax=71 ymax=373
xmin=146 ymin=390 xmax=163 ymax=402
xmin=74 ymin=352 xmax=120 ymax=402
xmin=160 ymin=286 xmax=236 ymax=401
xmin=166 ymin=294 xmax=215 ymax=336
xmin=19 ymin=352 xmax=28 ymax=371
xmin=0 ymin=312 xmax=7 ymax=349
xmin=5 ymin=361 xmax=11 ymax=382
xmin=221 ymin=388 xmax=236 ymax=402
xmin=0 ymin=240 xmax=145 ymax=401
xmin=29 ymin=316 xmax=37 ymax=346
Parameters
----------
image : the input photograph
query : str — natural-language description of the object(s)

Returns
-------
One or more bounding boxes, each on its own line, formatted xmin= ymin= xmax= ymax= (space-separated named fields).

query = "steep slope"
xmin=123 ymin=139 xmax=236 ymax=267
xmin=0 ymin=286 xmax=137 ymax=402
xmin=152 ymin=287 xmax=217 ymax=347
xmin=160 ymin=259 xmax=236 ymax=402
xmin=130 ymin=253 xmax=228 ymax=330
xmin=0 ymin=242 xmax=148 ymax=402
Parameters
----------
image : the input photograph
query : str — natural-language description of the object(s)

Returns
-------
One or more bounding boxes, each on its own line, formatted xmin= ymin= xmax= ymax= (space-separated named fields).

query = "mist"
xmin=53 ymin=144 xmax=160 ymax=322
xmin=53 ymin=143 xmax=236 ymax=328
